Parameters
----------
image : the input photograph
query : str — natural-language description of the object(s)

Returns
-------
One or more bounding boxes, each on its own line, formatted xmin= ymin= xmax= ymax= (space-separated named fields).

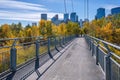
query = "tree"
xmin=38 ymin=20 xmax=52 ymax=37
xmin=31 ymin=26 xmax=39 ymax=37
xmin=1 ymin=24 xmax=14 ymax=38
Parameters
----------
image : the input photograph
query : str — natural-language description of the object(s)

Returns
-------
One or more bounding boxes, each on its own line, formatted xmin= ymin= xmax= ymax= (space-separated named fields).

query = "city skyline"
xmin=0 ymin=0 xmax=120 ymax=26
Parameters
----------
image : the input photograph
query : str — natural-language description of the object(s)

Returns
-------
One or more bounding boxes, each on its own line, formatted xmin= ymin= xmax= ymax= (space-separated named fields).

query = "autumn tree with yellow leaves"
xmin=82 ymin=14 xmax=120 ymax=45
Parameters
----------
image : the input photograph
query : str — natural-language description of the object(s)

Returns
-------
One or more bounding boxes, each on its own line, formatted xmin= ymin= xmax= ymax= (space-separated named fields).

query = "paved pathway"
xmin=38 ymin=38 xmax=105 ymax=80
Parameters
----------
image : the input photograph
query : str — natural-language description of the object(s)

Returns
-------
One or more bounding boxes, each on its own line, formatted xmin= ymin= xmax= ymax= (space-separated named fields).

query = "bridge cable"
xmin=64 ymin=0 xmax=67 ymax=13
xmin=87 ymin=0 xmax=89 ymax=19
xmin=71 ymin=0 xmax=74 ymax=12
xmin=84 ymin=0 xmax=86 ymax=19
xmin=84 ymin=0 xmax=89 ymax=20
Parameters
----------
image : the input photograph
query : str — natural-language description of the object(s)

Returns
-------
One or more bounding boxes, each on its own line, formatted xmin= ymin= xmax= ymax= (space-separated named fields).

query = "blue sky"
xmin=0 ymin=0 xmax=120 ymax=26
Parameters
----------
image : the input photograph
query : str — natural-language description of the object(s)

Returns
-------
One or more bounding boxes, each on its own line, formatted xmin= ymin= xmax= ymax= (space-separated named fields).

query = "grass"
xmin=0 ymin=50 xmax=10 ymax=73
xmin=0 ymin=43 xmax=55 ymax=73
xmin=17 ymin=44 xmax=36 ymax=65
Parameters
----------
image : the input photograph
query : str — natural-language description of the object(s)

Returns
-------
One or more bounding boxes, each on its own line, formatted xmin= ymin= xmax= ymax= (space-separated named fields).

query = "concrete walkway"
xmin=28 ymin=38 xmax=105 ymax=80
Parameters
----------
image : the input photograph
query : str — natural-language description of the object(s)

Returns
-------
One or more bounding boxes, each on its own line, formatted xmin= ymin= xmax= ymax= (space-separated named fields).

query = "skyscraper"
xmin=80 ymin=19 xmax=83 ymax=28
xmin=51 ymin=15 xmax=58 ymax=22
xmin=41 ymin=14 xmax=47 ymax=20
xmin=96 ymin=8 xmax=105 ymax=19
xmin=64 ymin=13 xmax=69 ymax=22
xmin=75 ymin=15 xmax=78 ymax=22
xmin=32 ymin=23 xmax=37 ymax=26
xmin=70 ymin=12 xmax=76 ymax=22
xmin=111 ymin=7 xmax=120 ymax=15
xmin=51 ymin=14 xmax=62 ymax=25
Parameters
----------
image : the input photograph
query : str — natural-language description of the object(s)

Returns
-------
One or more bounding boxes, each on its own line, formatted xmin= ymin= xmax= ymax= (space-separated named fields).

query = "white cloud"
xmin=0 ymin=10 xmax=63 ymax=21
xmin=0 ymin=0 xmax=63 ymax=22
xmin=0 ymin=0 xmax=48 ymax=11
xmin=103 ymin=4 xmax=119 ymax=10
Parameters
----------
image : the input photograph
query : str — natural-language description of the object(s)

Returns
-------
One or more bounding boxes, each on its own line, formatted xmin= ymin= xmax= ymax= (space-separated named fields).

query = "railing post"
xmin=68 ymin=36 xmax=70 ymax=42
xmin=91 ymin=41 xmax=94 ymax=56
xmin=64 ymin=37 xmax=66 ymax=44
xmin=62 ymin=37 xmax=64 ymax=45
xmin=96 ymin=44 xmax=99 ymax=65
xmin=48 ymin=37 xmax=53 ymax=58
xmin=60 ymin=37 xmax=64 ymax=48
xmin=89 ymin=39 xmax=92 ymax=50
xmin=10 ymin=47 xmax=17 ymax=72
xmin=105 ymin=52 xmax=111 ymax=80
xmin=10 ymin=39 xmax=17 ymax=72
xmin=35 ymin=40 xmax=39 ymax=59
xmin=62 ymin=37 xmax=64 ymax=47
xmin=54 ymin=37 xmax=59 ymax=52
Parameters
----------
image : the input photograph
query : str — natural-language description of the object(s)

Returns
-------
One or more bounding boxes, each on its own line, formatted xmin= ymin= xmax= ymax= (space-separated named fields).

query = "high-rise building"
xmin=111 ymin=7 xmax=120 ymax=15
xmin=70 ymin=12 xmax=76 ymax=22
xmin=80 ymin=19 xmax=83 ymax=27
xmin=41 ymin=14 xmax=47 ymax=20
xmin=51 ymin=14 xmax=62 ymax=25
xmin=64 ymin=13 xmax=69 ymax=22
xmin=51 ymin=15 xmax=58 ymax=22
xmin=32 ymin=23 xmax=37 ymax=26
xmin=75 ymin=15 xmax=78 ymax=22
xmin=96 ymin=8 xmax=105 ymax=19
xmin=84 ymin=18 xmax=89 ymax=22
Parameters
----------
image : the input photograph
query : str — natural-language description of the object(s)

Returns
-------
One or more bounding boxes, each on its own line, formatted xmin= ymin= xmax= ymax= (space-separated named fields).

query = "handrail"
xmin=85 ymin=35 xmax=120 ymax=80
xmin=86 ymin=35 xmax=120 ymax=59
xmin=0 ymin=35 xmax=76 ymax=79
xmin=89 ymin=36 xmax=120 ymax=50
xmin=0 ymin=36 xmax=42 ymax=41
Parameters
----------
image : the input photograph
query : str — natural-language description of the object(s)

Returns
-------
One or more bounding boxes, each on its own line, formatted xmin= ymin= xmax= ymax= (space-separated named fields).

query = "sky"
xmin=0 ymin=0 xmax=120 ymax=26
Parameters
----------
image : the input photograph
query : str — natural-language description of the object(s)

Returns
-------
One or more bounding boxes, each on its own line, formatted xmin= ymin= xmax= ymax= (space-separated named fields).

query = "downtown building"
xmin=64 ymin=13 xmax=69 ymax=23
xmin=79 ymin=19 xmax=83 ymax=28
xmin=41 ymin=14 xmax=47 ymax=20
xmin=95 ymin=8 xmax=105 ymax=20
xmin=111 ymin=7 xmax=120 ymax=15
xmin=70 ymin=12 xmax=79 ymax=23
xmin=51 ymin=14 xmax=62 ymax=25
xmin=70 ymin=12 xmax=76 ymax=22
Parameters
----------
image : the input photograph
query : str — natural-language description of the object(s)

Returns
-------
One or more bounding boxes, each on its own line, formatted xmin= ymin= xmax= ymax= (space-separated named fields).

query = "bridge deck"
xmin=34 ymin=38 xmax=105 ymax=80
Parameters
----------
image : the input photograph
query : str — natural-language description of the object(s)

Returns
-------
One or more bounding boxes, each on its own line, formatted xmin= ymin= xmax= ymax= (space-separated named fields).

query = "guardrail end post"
xmin=10 ymin=48 xmax=17 ymax=72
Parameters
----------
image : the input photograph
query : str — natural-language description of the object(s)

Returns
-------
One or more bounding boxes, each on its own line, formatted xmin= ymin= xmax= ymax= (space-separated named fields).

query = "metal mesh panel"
xmin=94 ymin=44 xmax=97 ymax=56
xmin=98 ymin=48 xmax=106 ymax=71
xmin=17 ymin=44 xmax=36 ymax=66
xmin=0 ymin=49 xmax=10 ymax=73
xmin=39 ymin=40 xmax=48 ymax=55
xmin=110 ymin=58 xmax=120 ymax=80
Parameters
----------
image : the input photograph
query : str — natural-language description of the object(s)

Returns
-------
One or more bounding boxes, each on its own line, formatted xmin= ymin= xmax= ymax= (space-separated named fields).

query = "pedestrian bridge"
xmin=0 ymin=36 xmax=120 ymax=80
